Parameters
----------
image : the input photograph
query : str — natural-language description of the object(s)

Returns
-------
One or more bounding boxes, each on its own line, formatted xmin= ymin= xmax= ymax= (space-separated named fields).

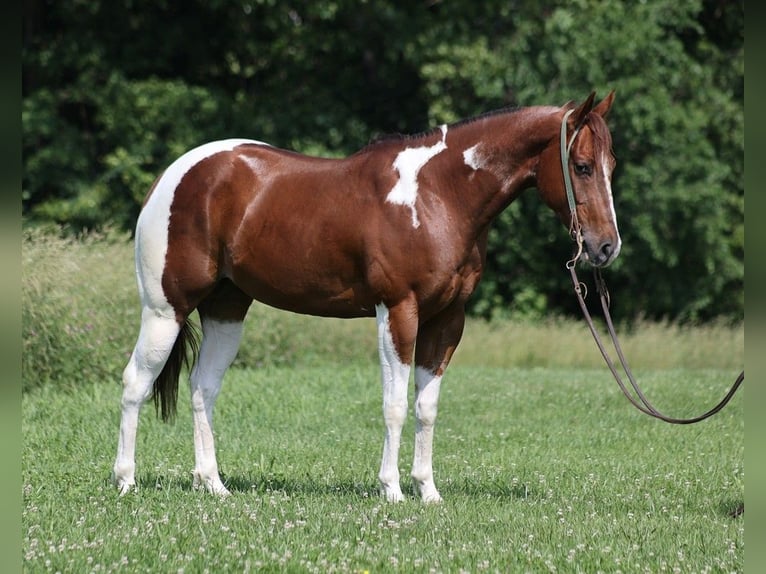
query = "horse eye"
xmin=574 ymin=163 xmax=591 ymax=176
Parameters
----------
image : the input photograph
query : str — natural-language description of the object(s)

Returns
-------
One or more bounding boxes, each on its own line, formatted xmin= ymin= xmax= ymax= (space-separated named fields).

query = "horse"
xmin=112 ymin=91 xmax=620 ymax=502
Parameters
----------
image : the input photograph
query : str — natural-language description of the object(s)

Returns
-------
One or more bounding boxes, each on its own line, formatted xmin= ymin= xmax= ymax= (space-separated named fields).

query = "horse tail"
xmin=152 ymin=319 xmax=200 ymax=423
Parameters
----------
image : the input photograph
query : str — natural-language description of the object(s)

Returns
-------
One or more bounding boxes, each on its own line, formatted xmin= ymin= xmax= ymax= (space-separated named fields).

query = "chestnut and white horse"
xmin=113 ymin=92 xmax=620 ymax=501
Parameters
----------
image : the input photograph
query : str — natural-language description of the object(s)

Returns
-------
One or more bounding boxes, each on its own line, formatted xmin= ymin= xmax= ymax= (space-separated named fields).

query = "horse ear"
xmin=568 ymin=92 xmax=596 ymax=128
xmin=592 ymin=90 xmax=615 ymax=118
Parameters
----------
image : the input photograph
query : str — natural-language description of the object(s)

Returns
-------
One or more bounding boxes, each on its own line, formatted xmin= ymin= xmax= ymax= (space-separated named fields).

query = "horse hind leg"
xmin=112 ymin=309 xmax=189 ymax=494
xmin=189 ymin=280 xmax=252 ymax=496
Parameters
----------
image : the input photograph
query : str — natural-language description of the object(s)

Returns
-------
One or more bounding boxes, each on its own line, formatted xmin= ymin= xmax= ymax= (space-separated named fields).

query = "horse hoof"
xmin=193 ymin=472 xmax=231 ymax=497
xmin=381 ymin=487 xmax=405 ymax=503
xmin=422 ymin=492 xmax=443 ymax=504
xmin=211 ymin=484 xmax=231 ymax=497
xmin=112 ymin=475 xmax=135 ymax=496
xmin=413 ymin=478 xmax=442 ymax=503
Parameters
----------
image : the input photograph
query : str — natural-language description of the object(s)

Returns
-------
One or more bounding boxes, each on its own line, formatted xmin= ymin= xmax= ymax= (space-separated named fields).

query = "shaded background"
xmin=22 ymin=0 xmax=743 ymax=322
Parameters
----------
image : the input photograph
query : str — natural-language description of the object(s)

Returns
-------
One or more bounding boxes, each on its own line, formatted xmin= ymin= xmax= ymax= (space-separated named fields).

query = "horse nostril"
xmin=599 ymin=242 xmax=613 ymax=261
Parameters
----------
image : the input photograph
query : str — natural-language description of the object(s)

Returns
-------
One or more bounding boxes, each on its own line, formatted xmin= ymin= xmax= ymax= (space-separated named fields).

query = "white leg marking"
xmin=462 ymin=143 xmax=484 ymax=171
xmin=190 ymin=319 xmax=244 ymax=497
xmin=375 ymin=304 xmax=411 ymax=502
xmin=386 ymin=125 xmax=448 ymax=228
xmin=112 ymin=311 xmax=181 ymax=495
xmin=412 ymin=367 xmax=443 ymax=503
xmin=601 ymin=150 xmax=622 ymax=262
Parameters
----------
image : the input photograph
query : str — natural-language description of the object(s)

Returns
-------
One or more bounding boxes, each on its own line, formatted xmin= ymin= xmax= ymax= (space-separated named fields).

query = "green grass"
xmin=22 ymin=229 xmax=744 ymax=572
xmin=23 ymin=366 xmax=743 ymax=572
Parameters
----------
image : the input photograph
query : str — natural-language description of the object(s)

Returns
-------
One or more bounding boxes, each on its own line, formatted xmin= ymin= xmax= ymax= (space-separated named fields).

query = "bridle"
xmin=559 ymin=110 xmax=743 ymax=424
xmin=560 ymin=109 xmax=585 ymax=261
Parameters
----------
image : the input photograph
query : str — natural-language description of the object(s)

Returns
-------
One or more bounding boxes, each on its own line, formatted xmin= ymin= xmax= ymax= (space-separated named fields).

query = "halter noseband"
xmin=560 ymin=109 xmax=584 ymax=267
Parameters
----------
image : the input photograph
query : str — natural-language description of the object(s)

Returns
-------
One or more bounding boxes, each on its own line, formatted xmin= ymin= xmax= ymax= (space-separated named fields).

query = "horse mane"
xmin=357 ymin=104 xmax=614 ymax=163
xmin=360 ymin=105 xmax=524 ymax=152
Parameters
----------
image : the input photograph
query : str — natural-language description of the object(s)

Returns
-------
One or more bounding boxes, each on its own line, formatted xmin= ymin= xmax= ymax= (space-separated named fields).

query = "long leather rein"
xmin=560 ymin=110 xmax=744 ymax=424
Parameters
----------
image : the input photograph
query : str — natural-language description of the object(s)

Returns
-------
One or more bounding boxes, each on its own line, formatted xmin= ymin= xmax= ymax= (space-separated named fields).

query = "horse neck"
xmin=446 ymin=106 xmax=562 ymax=228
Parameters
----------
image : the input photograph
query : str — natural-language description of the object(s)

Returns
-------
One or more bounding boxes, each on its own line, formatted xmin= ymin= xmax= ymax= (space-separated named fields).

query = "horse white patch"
xmin=601 ymin=149 xmax=622 ymax=260
xmin=375 ymin=304 xmax=410 ymax=413
xmin=462 ymin=144 xmax=483 ymax=170
xmin=135 ymin=139 xmax=266 ymax=313
xmin=386 ymin=125 xmax=448 ymax=228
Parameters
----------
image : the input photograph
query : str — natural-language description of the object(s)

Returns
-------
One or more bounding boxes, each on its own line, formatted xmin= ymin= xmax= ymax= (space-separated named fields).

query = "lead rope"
xmin=569 ymin=264 xmax=744 ymax=424
xmin=560 ymin=111 xmax=743 ymax=424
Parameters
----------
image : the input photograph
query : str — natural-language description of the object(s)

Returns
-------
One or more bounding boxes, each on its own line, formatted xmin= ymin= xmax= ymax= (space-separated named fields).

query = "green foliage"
xmin=21 ymin=226 xmax=137 ymax=391
xmin=23 ymin=74 xmax=232 ymax=230
xmin=22 ymin=0 xmax=743 ymax=322
xmin=460 ymin=0 xmax=744 ymax=322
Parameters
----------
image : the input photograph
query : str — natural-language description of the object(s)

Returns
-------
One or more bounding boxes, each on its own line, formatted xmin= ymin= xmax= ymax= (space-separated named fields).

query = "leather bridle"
xmin=560 ymin=110 xmax=743 ymax=424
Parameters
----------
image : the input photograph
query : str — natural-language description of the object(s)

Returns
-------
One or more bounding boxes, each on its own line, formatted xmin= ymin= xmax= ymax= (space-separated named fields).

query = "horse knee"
xmin=383 ymin=400 xmax=407 ymax=427
xmin=414 ymin=369 xmax=442 ymax=427
xmin=415 ymin=397 xmax=439 ymax=427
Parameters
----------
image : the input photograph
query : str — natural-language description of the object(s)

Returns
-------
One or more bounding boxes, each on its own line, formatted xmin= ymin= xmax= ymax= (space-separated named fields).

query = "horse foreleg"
xmin=375 ymin=301 xmax=417 ymax=502
xmin=113 ymin=311 xmax=181 ymax=494
xmin=190 ymin=318 xmax=245 ymax=496
xmin=412 ymin=367 xmax=444 ymax=502
xmin=412 ymin=304 xmax=466 ymax=503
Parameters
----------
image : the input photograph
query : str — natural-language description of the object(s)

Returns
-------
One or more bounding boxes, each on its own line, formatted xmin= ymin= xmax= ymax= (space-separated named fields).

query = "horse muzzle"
xmin=582 ymin=235 xmax=621 ymax=267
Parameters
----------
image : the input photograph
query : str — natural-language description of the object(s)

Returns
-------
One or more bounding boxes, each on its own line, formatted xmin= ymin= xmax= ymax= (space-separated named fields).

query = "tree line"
xmin=22 ymin=0 xmax=743 ymax=322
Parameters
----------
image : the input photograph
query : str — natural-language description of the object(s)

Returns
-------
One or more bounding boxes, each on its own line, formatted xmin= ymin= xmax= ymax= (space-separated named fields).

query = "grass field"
xmin=23 ymin=367 xmax=744 ymax=572
xmin=22 ymin=230 xmax=744 ymax=572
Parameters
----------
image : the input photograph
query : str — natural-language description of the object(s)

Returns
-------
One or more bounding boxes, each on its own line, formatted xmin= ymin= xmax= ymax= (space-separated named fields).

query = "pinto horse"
xmin=113 ymin=92 xmax=620 ymax=501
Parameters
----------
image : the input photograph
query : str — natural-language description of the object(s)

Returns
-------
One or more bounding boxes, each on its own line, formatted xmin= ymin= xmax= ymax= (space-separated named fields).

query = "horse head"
xmin=537 ymin=91 xmax=621 ymax=267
